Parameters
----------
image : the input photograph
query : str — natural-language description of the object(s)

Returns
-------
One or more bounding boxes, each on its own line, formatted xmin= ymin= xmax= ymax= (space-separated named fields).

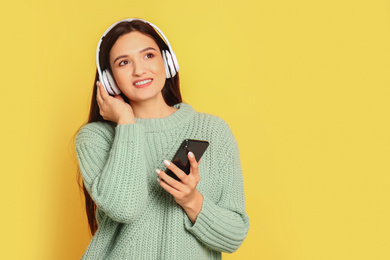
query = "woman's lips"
xmin=133 ymin=78 xmax=153 ymax=88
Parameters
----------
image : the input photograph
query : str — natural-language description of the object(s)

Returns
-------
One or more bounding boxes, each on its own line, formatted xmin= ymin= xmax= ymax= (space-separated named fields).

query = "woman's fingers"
xmin=156 ymin=168 xmax=184 ymax=190
xmin=97 ymin=81 xmax=110 ymax=105
xmin=98 ymin=81 xmax=109 ymax=99
xmin=188 ymin=152 xmax=200 ymax=180
xmin=165 ymin=160 xmax=190 ymax=184
xmin=157 ymin=155 xmax=201 ymax=192
xmin=96 ymin=82 xmax=102 ymax=103
xmin=156 ymin=156 xmax=202 ymax=210
xmin=157 ymin=176 xmax=181 ymax=196
xmin=96 ymin=81 xmax=134 ymax=124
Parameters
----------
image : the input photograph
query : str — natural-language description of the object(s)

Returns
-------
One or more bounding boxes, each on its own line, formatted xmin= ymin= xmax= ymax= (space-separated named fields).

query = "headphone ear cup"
xmin=103 ymin=70 xmax=121 ymax=95
xmin=164 ymin=50 xmax=177 ymax=78
xmin=170 ymin=51 xmax=179 ymax=72
xmin=101 ymin=70 xmax=112 ymax=94
xmin=162 ymin=51 xmax=172 ymax=78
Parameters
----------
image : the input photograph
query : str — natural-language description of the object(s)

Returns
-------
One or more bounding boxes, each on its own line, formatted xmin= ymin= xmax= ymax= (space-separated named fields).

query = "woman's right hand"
xmin=96 ymin=81 xmax=135 ymax=125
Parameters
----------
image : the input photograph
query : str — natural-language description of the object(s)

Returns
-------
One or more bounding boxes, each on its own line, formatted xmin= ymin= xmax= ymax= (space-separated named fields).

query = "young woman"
xmin=75 ymin=18 xmax=249 ymax=259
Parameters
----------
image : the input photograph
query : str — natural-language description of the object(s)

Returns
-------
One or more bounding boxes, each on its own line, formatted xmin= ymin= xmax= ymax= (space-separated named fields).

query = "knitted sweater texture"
xmin=75 ymin=103 xmax=249 ymax=259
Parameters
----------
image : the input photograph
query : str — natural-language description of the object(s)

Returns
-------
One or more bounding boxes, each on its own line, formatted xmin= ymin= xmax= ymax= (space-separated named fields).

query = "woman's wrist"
xmin=117 ymin=114 xmax=135 ymax=125
xmin=182 ymin=190 xmax=204 ymax=224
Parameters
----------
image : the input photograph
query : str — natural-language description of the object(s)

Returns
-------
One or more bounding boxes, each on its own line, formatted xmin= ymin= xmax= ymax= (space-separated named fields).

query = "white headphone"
xmin=96 ymin=18 xmax=180 ymax=95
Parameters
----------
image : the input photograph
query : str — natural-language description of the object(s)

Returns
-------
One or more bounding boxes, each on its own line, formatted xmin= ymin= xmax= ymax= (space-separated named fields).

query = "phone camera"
xmin=183 ymin=140 xmax=189 ymax=149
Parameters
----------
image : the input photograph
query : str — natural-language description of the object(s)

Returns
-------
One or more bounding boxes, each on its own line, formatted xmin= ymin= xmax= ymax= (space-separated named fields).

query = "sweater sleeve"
xmin=184 ymin=124 xmax=250 ymax=253
xmin=75 ymin=122 xmax=148 ymax=224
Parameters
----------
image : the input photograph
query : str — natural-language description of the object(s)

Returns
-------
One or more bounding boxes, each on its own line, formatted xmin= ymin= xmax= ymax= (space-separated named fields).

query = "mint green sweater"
xmin=75 ymin=103 xmax=249 ymax=259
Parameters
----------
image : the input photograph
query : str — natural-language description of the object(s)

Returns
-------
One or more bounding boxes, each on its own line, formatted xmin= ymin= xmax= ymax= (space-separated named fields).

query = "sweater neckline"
xmin=134 ymin=103 xmax=195 ymax=132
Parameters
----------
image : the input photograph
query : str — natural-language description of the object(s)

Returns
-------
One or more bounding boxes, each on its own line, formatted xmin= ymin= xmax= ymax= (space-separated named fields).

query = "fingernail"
xmin=188 ymin=152 xmax=194 ymax=158
xmin=156 ymin=169 xmax=161 ymax=174
xmin=96 ymin=81 xmax=100 ymax=87
xmin=164 ymin=160 xmax=170 ymax=166
xmin=157 ymin=177 xmax=161 ymax=182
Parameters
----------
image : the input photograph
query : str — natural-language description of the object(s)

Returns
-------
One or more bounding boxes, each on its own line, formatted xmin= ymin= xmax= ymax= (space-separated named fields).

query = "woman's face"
xmin=109 ymin=31 xmax=166 ymax=104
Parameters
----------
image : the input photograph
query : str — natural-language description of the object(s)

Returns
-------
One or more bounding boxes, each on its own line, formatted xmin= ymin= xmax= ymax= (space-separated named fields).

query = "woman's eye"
xmin=119 ymin=60 xmax=129 ymax=66
xmin=145 ymin=53 xmax=154 ymax=59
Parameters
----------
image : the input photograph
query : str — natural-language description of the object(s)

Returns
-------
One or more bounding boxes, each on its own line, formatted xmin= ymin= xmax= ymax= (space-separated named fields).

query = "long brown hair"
xmin=76 ymin=19 xmax=182 ymax=236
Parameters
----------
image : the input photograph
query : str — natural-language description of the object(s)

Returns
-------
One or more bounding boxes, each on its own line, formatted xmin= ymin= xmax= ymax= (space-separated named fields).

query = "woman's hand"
xmin=156 ymin=152 xmax=204 ymax=224
xmin=96 ymin=81 xmax=135 ymax=124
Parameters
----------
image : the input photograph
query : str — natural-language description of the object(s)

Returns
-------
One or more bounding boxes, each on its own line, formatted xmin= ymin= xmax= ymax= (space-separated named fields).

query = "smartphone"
xmin=165 ymin=139 xmax=209 ymax=182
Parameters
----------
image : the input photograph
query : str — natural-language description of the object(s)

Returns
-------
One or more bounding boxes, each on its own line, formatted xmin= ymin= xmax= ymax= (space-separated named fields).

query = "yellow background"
xmin=0 ymin=0 xmax=389 ymax=259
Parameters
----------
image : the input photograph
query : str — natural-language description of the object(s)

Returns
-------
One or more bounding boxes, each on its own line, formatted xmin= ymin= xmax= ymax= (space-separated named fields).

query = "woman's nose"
xmin=132 ymin=61 xmax=146 ymax=76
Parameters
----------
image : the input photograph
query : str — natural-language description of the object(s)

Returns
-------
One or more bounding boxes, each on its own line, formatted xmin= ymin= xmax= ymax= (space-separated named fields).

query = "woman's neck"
xmin=130 ymin=97 xmax=178 ymax=119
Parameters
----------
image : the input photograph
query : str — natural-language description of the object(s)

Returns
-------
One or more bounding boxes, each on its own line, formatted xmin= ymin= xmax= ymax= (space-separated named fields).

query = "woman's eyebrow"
xmin=139 ymin=47 xmax=157 ymax=53
xmin=113 ymin=47 xmax=157 ymax=64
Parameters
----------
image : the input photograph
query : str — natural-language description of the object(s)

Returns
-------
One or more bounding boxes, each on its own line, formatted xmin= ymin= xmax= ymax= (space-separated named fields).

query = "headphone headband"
xmin=96 ymin=18 xmax=179 ymax=85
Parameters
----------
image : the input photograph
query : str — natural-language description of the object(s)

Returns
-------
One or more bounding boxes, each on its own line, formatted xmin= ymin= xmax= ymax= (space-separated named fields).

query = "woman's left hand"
xmin=156 ymin=152 xmax=203 ymax=224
